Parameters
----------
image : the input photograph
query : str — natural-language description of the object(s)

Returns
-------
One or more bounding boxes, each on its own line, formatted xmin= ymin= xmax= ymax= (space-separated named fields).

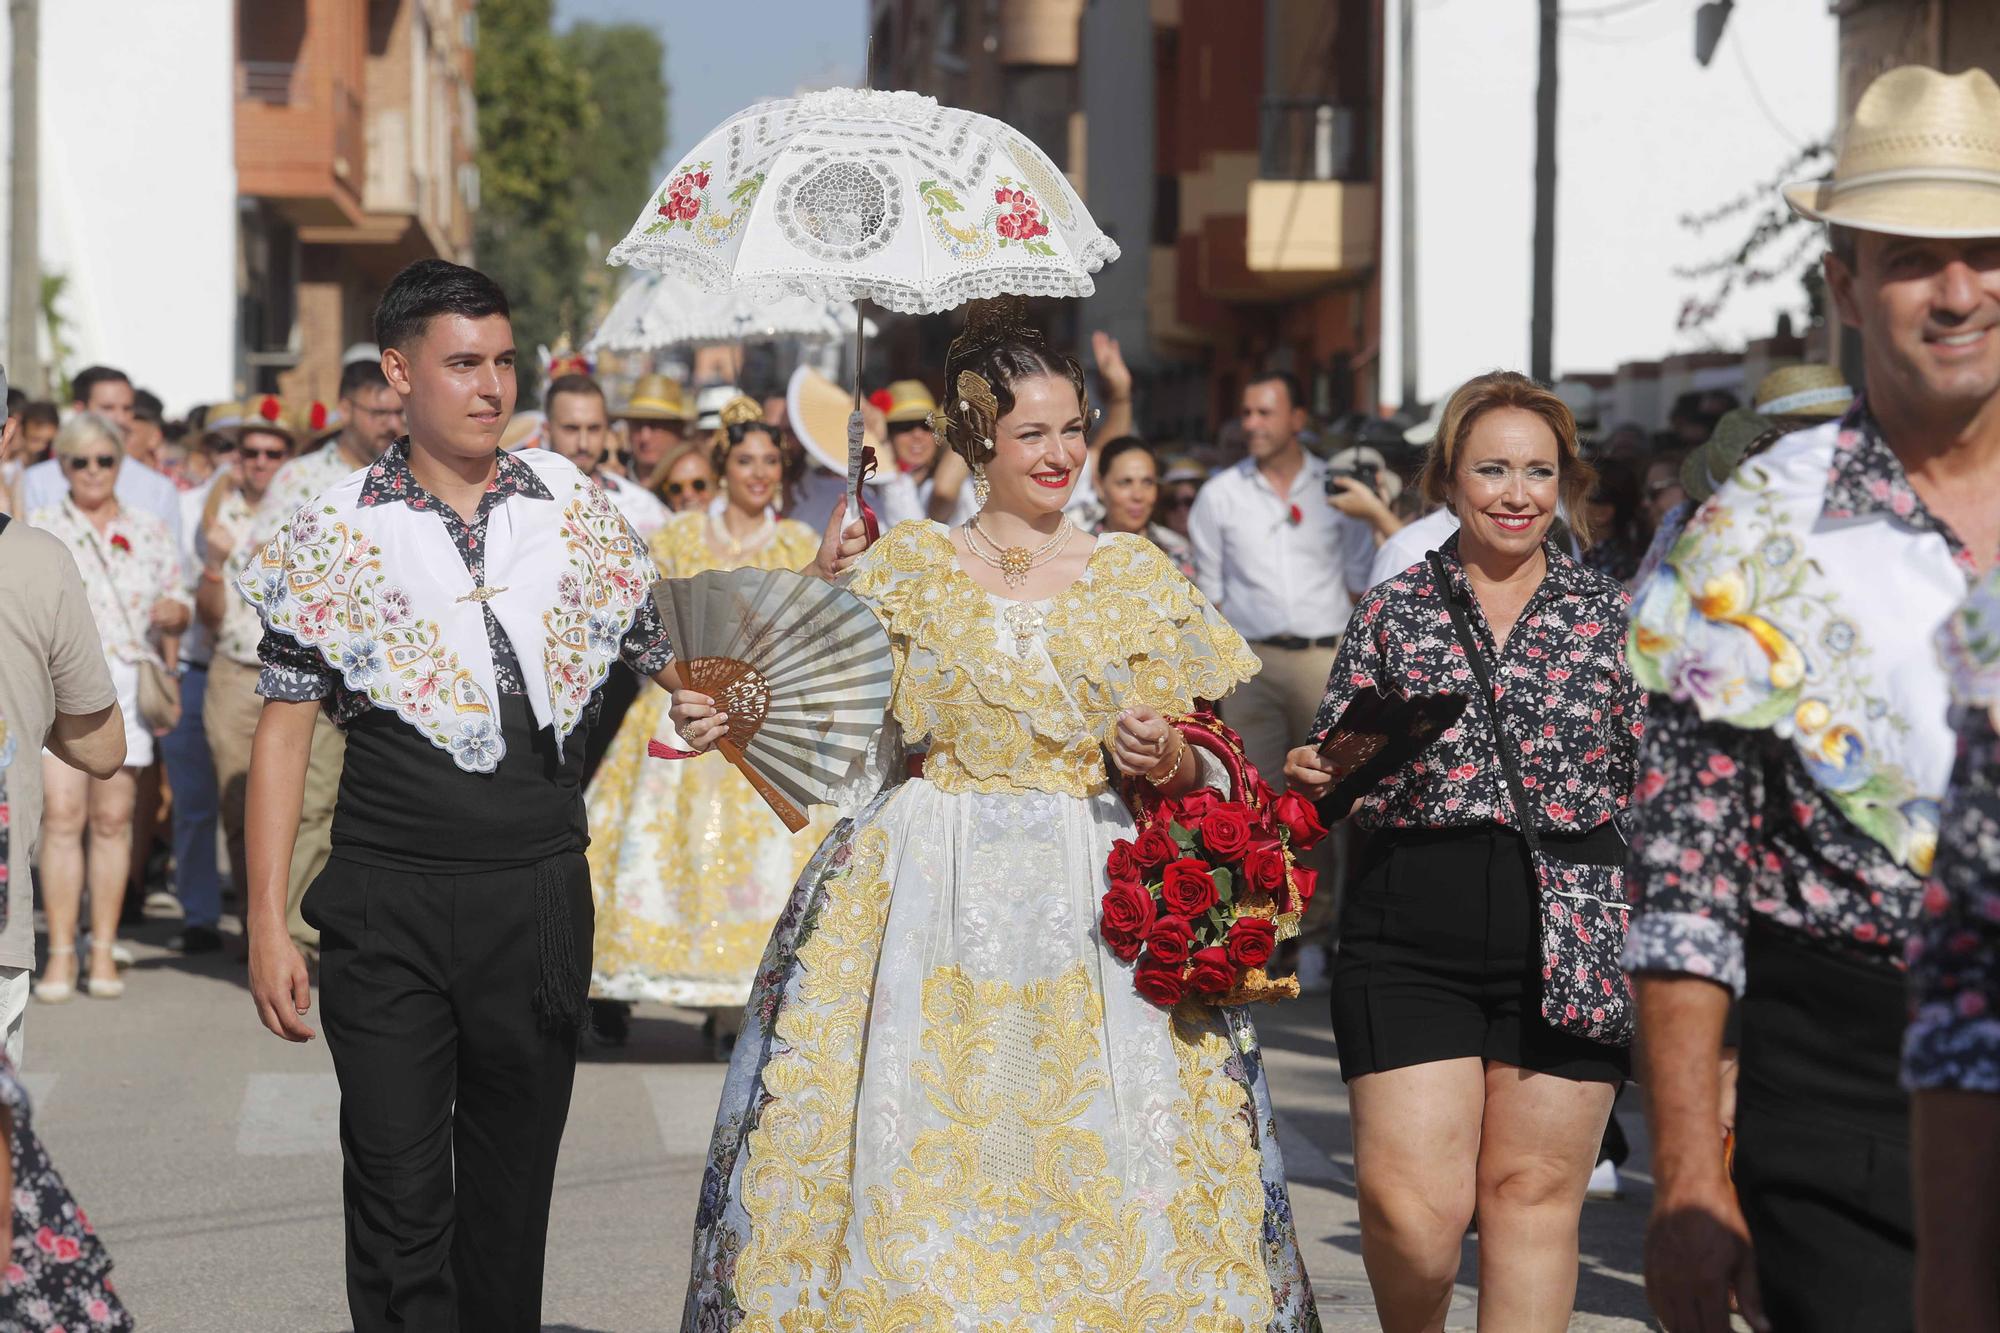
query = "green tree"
xmin=560 ymin=21 xmax=670 ymax=255
xmin=474 ymin=0 xmax=595 ymax=382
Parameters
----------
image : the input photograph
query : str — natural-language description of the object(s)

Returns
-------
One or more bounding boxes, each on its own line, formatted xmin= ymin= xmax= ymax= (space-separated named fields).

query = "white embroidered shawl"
xmin=237 ymin=448 xmax=658 ymax=773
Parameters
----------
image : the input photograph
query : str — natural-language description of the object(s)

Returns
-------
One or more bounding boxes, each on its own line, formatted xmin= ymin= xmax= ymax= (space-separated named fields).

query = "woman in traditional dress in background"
xmin=668 ymin=313 xmax=1319 ymax=1331
xmin=584 ymin=397 xmax=835 ymax=1057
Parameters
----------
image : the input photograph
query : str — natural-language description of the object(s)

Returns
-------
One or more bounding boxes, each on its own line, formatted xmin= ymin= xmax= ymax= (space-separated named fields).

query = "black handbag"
xmin=1426 ymin=551 xmax=1633 ymax=1047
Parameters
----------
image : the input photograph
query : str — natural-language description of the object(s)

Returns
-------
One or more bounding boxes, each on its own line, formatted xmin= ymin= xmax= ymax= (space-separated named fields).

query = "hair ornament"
xmin=711 ymin=393 xmax=766 ymax=452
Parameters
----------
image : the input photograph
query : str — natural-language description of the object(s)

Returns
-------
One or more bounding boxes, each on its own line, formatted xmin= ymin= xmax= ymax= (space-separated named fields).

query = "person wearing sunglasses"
xmin=29 ymin=412 xmax=190 ymax=1003
xmin=649 ymin=438 xmax=718 ymax=513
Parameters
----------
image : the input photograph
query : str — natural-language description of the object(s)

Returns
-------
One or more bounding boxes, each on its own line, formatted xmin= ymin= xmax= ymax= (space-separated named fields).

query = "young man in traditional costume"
xmin=239 ymin=260 xmax=675 ymax=1332
xmin=1624 ymin=66 xmax=2000 ymax=1332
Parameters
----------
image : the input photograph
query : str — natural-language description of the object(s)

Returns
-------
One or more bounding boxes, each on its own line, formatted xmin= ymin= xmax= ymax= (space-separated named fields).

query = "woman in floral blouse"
xmin=30 ymin=413 xmax=190 ymax=1002
xmin=1284 ymin=371 xmax=1645 ymax=1331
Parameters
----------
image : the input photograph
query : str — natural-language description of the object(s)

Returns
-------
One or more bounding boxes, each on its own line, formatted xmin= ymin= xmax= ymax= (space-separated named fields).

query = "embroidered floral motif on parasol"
xmin=606 ymin=87 xmax=1119 ymax=314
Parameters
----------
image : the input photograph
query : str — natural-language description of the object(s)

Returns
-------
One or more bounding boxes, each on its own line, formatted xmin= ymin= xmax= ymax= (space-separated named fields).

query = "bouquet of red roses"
xmin=1101 ymin=781 xmax=1328 ymax=1009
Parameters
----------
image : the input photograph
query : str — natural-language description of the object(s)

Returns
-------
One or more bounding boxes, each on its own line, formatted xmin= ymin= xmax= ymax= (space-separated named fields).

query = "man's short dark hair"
xmin=70 ymin=365 xmax=130 ymax=406
xmin=1828 ymin=223 xmax=1859 ymax=267
xmin=543 ymin=374 xmax=605 ymax=415
xmin=373 ymin=259 xmax=511 ymax=353
xmin=338 ymin=357 xmax=391 ymax=400
xmin=131 ymin=389 xmax=164 ymax=424
xmin=5 ymin=387 xmax=21 ymax=417
xmin=1247 ymin=370 xmax=1306 ymax=412
xmin=22 ymin=401 xmax=58 ymax=429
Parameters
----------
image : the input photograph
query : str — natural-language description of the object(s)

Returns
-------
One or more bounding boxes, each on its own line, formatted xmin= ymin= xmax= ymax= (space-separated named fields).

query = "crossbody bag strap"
xmin=76 ymin=512 xmax=151 ymax=652
xmin=1427 ymin=550 xmax=1543 ymax=858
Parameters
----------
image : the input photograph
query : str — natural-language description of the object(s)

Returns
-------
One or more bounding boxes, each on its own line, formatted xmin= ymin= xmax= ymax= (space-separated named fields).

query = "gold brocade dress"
xmin=584 ymin=509 xmax=838 ymax=1006
xmin=680 ymin=521 xmax=1322 ymax=1332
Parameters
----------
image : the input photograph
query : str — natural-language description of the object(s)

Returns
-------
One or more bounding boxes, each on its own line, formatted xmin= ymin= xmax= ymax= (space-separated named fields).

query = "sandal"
xmin=36 ymin=946 xmax=77 ymax=1004
xmin=85 ymin=940 xmax=125 ymax=1000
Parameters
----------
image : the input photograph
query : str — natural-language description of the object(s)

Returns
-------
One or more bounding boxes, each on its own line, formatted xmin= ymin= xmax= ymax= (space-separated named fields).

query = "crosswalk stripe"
xmin=238 ymin=1072 xmax=342 ymax=1156
xmin=642 ymin=1068 xmax=728 ymax=1158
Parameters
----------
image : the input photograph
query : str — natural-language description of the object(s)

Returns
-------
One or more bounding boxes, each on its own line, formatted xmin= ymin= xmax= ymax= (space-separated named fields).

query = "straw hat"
xmin=619 ymin=373 xmax=692 ymax=423
xmin=1750 ymin=363 xmax=1853 ymax=419
xmin=786 ymin=365 xmax=882 ymax=476
xmin=236 ymin=394 xmax=307 ymax=446
xmin=500 ymin=410 xmax=548 ymax=453
xmin=1784 ymin=66 xmax=2000 ymax=239
xmin=883 ymin=379 xmax=937 ymax=426
xmin=1161 ymin=456 xmax=1210 ymax=486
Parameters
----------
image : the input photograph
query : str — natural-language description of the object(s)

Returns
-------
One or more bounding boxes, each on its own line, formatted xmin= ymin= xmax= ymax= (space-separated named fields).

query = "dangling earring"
xmin=971 ymin=461 xmax=991 ymax=508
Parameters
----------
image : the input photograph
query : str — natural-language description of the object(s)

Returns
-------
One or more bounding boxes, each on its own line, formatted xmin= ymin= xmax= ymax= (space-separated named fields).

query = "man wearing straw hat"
xmin=1625 ymin=66 xmax=2000 ymax=1331
xmin=615 ymin=372 xmax=692 ymax=481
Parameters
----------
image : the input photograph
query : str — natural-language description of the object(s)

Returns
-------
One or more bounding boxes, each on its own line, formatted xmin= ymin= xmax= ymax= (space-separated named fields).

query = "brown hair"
xmin=644 ymin=438 xmax=715 ymax=499
xmin=1417 ymin=370 xmax=1598 ymax=549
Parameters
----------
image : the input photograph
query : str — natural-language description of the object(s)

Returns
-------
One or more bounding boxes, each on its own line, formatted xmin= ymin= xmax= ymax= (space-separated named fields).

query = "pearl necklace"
xmin=965 ymin=516 xmax=1072 ymax=589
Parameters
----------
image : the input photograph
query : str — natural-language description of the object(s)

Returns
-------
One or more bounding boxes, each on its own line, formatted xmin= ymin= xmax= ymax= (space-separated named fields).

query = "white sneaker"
xmin=144 ymin=889 xmax=185 ymax=920
xmin=1294 ymin=942 xmax=1331 ymax=994
xmin=1586 ymin=1158 xmax=1623 ymax=1200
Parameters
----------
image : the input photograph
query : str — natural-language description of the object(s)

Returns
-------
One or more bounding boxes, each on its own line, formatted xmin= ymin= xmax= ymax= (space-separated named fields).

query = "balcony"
xmin=1244 ymin=99 xmax=1377 ymax=290
xmin=236 ymin=1 xmax=369 ymax=229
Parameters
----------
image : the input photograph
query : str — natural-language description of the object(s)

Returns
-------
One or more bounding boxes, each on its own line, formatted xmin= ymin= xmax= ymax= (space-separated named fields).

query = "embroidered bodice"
xmin=844 ymin=521 xmax=1259 ymax=797
xmin=650 ymin=508 xmax=819 ymax=577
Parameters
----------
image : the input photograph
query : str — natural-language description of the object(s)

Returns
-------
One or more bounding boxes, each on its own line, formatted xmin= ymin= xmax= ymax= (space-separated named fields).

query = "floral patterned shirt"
xmin=1310 ymin=534 xmax=1645 ymax=833
xmin=257 ymin=441 xmax=671 ymax=720
xmin=1906 ymin=706 xmax=2000 ymax=1092
xmin=1624 ymin=410 xmax=1971 ymax=993
xmin=29 ymin=499 xmax=189 ymax=668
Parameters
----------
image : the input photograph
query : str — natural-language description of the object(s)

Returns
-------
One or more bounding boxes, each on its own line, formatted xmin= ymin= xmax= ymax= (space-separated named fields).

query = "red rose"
xmin=1107 ymin=839 xmax=1139 ymax=882
xmin=1102 ymin=924 xmax=1144 ymax=962
xmin=1176 ymin=787 xmax=1220 ymax=822
xmin=1243 ymin=840 xmax=1287 ymax=893
xmin=258 ymin=394 xmax=281 ymax=422
xmin=868 ymin=388 xmax=894 ymax=413
xmin=1133 ymin=955 xmax=1189 ymax=1007
xmin=309 ymin=400 xmax=329 ymax=431
xmin=1274 ymin=790 xmax=1328 ymax=851
xmin=1145 ymin=914 xmax=1197 ymax=965
xmin=1200 ymin=804 xmax=1255 ymax=859
xmin=1288 ymin=503 xmax=1303 ymax=525
xmin=1159 ymin=859 xmax=1218 ymax=918
xmin=108 ymin=533 xmax=132 ymax=553
xmin=1133 ymin=824 xmax=1178 ymax=869
xmin=1289 ymin=865 xmax=1319 ymax=910
xmin=1187 ymin=946 xmax=1236 ymax=995
xmin=1100 ymin=878 xmax=1157 ymax=939
xmin=1227 ymin=917 xmax=1277 ymax=969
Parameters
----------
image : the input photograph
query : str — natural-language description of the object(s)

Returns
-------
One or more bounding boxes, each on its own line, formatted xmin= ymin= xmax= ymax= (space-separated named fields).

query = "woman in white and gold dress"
xmin=584 ymin=397 xmax=837 ymax=1034
xmin=669 ymin=325 xmax=1320 ymax=1331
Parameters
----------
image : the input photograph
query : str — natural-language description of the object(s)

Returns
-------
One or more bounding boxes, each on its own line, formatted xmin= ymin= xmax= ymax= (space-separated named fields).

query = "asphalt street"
xmin=23 ymin=920 xmax=1658 ymax=1331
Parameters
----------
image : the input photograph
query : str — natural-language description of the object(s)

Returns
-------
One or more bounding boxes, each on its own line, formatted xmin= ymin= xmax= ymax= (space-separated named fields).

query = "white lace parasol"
xmin=606 ymin=87 xmax=1119 ymax=314
xmin=586 ymin=270 xmax=877 ymax=353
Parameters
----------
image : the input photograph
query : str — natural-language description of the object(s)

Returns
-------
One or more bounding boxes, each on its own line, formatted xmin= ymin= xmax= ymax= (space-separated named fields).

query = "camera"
xmin=1325 ymin=460 xmax=1380 ymax=498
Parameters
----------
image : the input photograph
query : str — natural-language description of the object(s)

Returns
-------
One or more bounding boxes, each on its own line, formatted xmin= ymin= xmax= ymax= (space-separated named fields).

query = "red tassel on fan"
xmin=647 ymin=739 xmax=700 ymax=761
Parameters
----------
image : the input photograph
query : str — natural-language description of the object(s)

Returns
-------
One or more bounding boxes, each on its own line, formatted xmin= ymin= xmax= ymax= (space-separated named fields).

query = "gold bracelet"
xmin=1144 ymin=732 xmax=1189 ymax=787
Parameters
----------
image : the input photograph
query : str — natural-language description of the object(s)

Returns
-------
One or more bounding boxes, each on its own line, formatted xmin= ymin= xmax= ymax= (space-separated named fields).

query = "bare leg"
xmin=1473 ymin=1062 xmax=1617 ymax=1331
xmin=84 ymin=769 xmax=139 ymax=986
xmin=38 ymin=756 xmax=90 ymax=990
xmin=1349 ymin=1057 xmax=1486 ymax=1332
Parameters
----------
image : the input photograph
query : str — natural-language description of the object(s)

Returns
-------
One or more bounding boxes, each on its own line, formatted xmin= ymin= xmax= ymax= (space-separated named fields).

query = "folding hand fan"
xmin=1315 ymin=686 xmax=1469 ymax=820
xmin=652 ymin=566 xmax=895 ymax=832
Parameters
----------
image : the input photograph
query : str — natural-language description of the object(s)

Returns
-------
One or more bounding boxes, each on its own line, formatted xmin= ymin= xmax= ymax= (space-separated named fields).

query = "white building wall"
xmin=0 ymin=0 xmax=237 ymax=414
xmin=1380 ymin=0 xmax=1837 ymax=411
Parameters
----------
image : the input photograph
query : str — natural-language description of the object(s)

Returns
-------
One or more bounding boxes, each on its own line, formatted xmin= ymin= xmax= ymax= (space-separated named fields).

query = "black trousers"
xmin=1735 ymin=923 xmax=1913 ymax=1333
xmin=305 ymin=852 xmax=593 ymax=1333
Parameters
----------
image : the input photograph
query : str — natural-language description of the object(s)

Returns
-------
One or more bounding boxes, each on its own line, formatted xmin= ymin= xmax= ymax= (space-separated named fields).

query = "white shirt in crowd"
xmin=1369 ymin=507 xmax=1461 ymax=590
xmin=177 ymin=475 xmax=221 ymax=666
xmin=21 ymin=453 xmax=183 ymax=551
xmin=1186 ymin=451 xmax=1375 ymax=642
xmin=597 ymin=470 xmax=670 ymax=541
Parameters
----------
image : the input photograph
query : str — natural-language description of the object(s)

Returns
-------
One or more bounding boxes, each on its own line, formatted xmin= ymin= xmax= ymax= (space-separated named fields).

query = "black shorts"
xmin=1332 ymin=825 xmax=1628 ymax=1085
